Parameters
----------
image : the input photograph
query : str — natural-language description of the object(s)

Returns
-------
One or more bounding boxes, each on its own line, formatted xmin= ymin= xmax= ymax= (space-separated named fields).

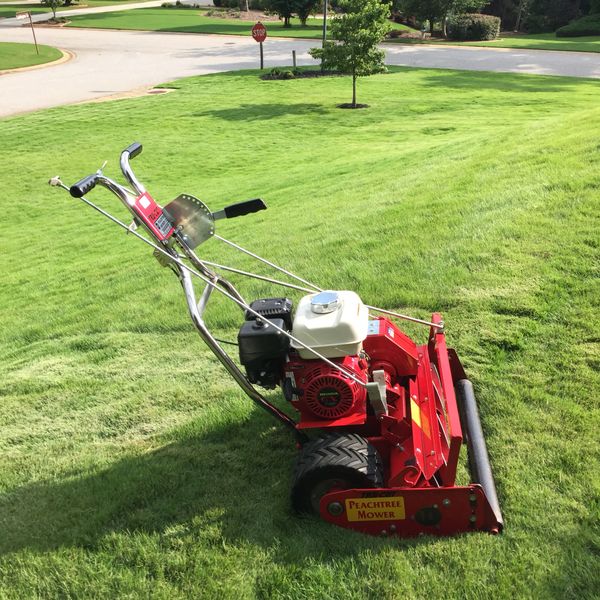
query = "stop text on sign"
xmin=252 ymin=22 xmax=267 ymax=43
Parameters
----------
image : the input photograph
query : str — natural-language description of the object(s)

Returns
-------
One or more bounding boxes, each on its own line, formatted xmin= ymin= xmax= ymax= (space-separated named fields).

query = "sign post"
xmin=16 ymin=11 xmax=39 ymax=55
xmin=251 ymin=21 xmax=267 ymax=70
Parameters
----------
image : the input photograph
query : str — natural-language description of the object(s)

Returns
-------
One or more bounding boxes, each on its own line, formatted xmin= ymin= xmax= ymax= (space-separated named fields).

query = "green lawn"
xmin=0 ymin=41 xmax=62 ymax=69
xmin=0 ymin=3 xmax=48 ymax=18
xmin=386 ymin=32 xmax=600 ymax=53
xmin=66 ymin=7 xmax=410 ymax=37
xmin=0 ymin=68 xmax=599 ymax=598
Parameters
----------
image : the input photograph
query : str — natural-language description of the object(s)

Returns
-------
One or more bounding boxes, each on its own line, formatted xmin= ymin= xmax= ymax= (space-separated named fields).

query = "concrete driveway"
xmin=1 ymin=22 xmax=599 ymax=118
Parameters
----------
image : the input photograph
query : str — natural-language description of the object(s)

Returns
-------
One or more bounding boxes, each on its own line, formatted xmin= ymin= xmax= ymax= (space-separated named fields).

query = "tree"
xmin=268 ymin=0 xmax=298 ymax=27
xmin=41 ymin=0 xmax=64 ymax=19
xmin=399 ymin=0 xmax=444 ymax=34
xmin=309 ymin=0 xmax=391 ymax=108
xmin=297 ymin=0 xmax=319 ymax=25
xmin=523 ymin=0 xmax=581 ymax=31
xmin=399 ymin=0 xmax=486 ymax=35
xmin=514 ymin=0 xmax=529 ymax=30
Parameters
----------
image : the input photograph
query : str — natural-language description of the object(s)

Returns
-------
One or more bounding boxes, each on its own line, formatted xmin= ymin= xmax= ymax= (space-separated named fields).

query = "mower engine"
xmin=238 ymin=291 xmax=419 ymax=431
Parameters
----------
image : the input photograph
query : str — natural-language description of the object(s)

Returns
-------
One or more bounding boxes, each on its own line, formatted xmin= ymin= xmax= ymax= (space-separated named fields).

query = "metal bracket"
xmin=367 ymin=370 xmax=388 ymax=416
xmin=153 ymin=247 xmax=176 ymax=269
xmin=163 ymin=194 xmax=214 ymax=249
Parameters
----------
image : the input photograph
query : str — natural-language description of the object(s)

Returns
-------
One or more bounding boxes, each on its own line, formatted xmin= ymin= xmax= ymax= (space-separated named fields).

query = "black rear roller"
xmin=291 ymin=433 xmax=383 ymax=515
xmin=456 ymin=379 xmax=504 ymax=531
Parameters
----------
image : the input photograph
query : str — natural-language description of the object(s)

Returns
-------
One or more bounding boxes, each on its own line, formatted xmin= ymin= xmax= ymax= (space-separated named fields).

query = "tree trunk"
xmin=284 ymin=15 xmax=291 ymax=27
xmin=352 ymin=71 xmax=356 ymax=108
xmin=429 ymin=19 xmax=434 ymax=35
xmin=442 ymin=16 xmax=448 ymax=38
xmin=514 ymin=0 xmax=527 ymax=32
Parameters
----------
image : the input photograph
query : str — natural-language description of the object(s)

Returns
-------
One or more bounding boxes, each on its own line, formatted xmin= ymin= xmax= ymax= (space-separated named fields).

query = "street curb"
xmin=381 ymin=40 xmax=598 ymax=56
xmin=0 ymin=47 xmax=73 ymax=75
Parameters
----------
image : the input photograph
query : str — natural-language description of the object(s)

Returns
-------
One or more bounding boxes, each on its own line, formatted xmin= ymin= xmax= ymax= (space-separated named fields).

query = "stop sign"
xmin=252 ymin=22 xmax=267 ymax=43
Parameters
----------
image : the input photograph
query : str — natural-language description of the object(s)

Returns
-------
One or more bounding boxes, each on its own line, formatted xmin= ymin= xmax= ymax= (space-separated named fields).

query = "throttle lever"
xmin=212 ymin=199 xmax=267 ymax=221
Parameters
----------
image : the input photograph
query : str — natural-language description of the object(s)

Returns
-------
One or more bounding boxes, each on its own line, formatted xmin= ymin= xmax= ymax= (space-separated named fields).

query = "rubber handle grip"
xmin=70 ymin=174 xmax=98 ymax=198
xmin=123 ymin=142 xmax=142 ymax=159
xmin=223 ymin=199 xmax=267 ymax=219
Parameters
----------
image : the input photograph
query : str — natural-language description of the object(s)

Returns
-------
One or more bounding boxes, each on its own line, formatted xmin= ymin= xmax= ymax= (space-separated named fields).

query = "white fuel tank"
xmin=291 ymin=291 xmax=369 ymax=359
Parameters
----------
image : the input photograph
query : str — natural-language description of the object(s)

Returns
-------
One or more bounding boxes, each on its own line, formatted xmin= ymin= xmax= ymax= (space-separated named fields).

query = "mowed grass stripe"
xmin=0 ymin=68 xmax=598 ymax=599
xmin=65 ymin=7 xmax=411 ymax=38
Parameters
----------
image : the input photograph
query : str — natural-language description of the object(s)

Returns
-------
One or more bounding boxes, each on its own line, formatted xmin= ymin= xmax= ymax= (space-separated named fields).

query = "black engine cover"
xmin=245 ymin=297 xmax=293 ymax=329
xmin=238 ymin=308 xmax=290 ymax=388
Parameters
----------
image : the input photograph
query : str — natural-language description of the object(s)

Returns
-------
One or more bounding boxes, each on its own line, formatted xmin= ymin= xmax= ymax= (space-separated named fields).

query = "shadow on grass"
xmin=418 ymin=69 xmax=583 ymax=93
xmin=197 ymin=103 xmax=328 ymax=121
xmin=0 ymin=409 xmax=428 ymax=561
xmin=1 ymin=403 xmax=597 ymax=597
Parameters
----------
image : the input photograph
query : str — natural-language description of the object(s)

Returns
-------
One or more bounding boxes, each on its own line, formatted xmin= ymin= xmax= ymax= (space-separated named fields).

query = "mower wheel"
xmin=291 ymin=433 xmax=383 ymax=515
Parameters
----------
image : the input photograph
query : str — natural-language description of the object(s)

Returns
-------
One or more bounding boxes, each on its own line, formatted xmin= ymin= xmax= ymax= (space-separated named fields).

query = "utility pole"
xmin=321 ymin=0 xmax=328 ymax=72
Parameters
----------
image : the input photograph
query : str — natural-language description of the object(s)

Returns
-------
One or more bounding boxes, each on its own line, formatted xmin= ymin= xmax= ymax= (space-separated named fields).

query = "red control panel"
xmin=133 ymin=192 xmax=174 ymax=242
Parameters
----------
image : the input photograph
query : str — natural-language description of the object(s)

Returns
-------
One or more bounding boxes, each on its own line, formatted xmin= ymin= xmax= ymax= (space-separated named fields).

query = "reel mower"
xmin=49 ymin=143 xmax=503 ymax=537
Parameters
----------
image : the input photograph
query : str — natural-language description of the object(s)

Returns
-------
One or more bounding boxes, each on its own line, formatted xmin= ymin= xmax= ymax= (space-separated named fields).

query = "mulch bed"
xmin=338 ymin=103 xmax=369 ymax=109
xmin=260 ymin=69 xmax=341 ymax=80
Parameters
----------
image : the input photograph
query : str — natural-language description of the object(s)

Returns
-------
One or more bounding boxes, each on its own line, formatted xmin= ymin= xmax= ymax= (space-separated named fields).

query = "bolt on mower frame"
xmin=49 ymin=142 xmax=504 ymax=538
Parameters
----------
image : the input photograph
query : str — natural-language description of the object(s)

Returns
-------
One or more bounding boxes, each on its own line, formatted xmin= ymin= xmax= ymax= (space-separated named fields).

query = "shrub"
xmin=162 ymin=2 xmax=205 ymax=7
xmin=263 ymin=67 xmax=296 ymax=79
xmin=447 ymin=13 xmax=500 ymax=40
xmin=556 ymin=14 xmax=600 ymax=37
xmin=193 ymin=0 xmax=267 ymax=11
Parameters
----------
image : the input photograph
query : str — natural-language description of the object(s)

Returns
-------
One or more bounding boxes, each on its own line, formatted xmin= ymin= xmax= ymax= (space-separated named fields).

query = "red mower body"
xmin=285 ymin=313 xmax=503 ymax=537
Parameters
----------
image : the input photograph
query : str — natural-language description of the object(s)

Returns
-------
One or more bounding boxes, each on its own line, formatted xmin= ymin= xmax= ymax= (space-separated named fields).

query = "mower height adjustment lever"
xmin=212 ymin=199 xmax=267 ymax=221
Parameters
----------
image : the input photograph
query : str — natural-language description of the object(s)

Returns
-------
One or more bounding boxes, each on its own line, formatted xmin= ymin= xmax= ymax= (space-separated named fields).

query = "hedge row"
xmin=447 ymin=13 xmax=500 ymax=41
xmin=556 ymin=13 xmax=600 ymax=37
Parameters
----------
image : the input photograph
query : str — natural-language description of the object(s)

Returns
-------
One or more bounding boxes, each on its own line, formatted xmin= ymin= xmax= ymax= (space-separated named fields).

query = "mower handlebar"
xmin=123 ymin=142 xmax=142 ymax=160
xmin=120 ymin=142 xmax=145 ymax=196
xmin=70 ymin=174 xmax=98 ymax=198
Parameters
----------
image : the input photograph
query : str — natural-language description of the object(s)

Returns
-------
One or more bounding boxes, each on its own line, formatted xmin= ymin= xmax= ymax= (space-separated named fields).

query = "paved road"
xmin=1 ymin=23 xmax=599 ymax=118
xmin=0 ymin=0 xmax=208 ymax=25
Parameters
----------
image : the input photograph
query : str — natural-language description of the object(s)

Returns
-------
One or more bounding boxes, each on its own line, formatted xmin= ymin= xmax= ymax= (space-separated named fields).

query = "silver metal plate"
xmin=163 ymin=194 xmax=214 ymax=249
